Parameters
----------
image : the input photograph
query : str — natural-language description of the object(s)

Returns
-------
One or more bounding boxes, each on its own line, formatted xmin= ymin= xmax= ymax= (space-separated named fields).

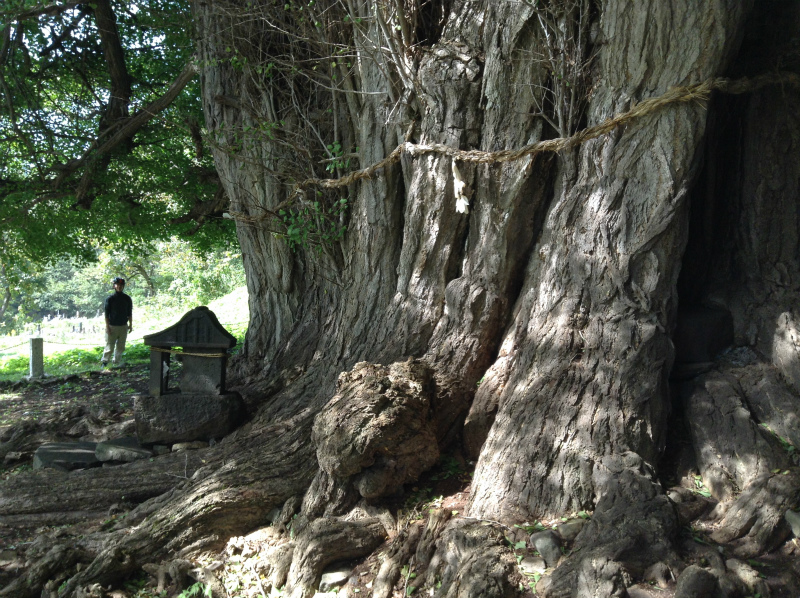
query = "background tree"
xmin=0 ymin=0 xmax=236 ymax=308
xmin=2 ymin=1 xmax=800 ymax=598
xmin=0 ymin=240 xmax=246 ymax=331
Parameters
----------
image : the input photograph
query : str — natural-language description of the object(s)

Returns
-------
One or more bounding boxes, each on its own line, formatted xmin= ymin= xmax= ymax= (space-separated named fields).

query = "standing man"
xmin=102 ymin=277 xmax=133 ymax=368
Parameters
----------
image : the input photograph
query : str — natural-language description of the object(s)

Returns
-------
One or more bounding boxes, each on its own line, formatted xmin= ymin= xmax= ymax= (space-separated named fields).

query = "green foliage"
xmin=0 ymin=346 xmax=121 ymax=381
xmin=0 ymin=238 xmax=245 ymax=331
xmin=278 ymin=198 xmax=348 ymax=251
xmin=430 ymin=455 xmax=461 ymax=481
xmin=760 ymin=423 xmax=797 ymax=458
xmin=177 ymin=582 xmax=212 ymax=598
xmin=0 ymin=284 xmax=248 ymax=381
xmin=325 ymin=142 xmax=356 ymax=173
xmin=691 ymin=474 xmax=712 ymax=498
xmin=513 ymin=522 xmax=547 ymax=534
xmin=0 ymin=0 xmax=236 ymax=291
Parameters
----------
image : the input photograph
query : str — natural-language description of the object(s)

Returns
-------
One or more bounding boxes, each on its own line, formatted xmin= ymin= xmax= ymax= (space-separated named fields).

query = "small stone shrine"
xmin=134 ymin=306 xmax=243 ymax=444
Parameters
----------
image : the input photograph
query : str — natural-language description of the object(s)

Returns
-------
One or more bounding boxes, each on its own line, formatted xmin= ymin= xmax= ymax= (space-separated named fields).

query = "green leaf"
xmin=514 ymin=541 xmax=526 ymax=550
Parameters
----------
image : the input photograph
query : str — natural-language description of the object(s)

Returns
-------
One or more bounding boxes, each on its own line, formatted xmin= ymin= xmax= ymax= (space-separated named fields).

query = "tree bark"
xmin=3 ymin=1 xmax=800 ymax=597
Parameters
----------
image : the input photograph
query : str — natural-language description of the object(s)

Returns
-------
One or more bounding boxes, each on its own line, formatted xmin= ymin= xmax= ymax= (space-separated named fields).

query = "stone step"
xmin=95 ymin=437 xmax=153 ymax=462
xmin=33 ymin=442 xmax=100 ymax=471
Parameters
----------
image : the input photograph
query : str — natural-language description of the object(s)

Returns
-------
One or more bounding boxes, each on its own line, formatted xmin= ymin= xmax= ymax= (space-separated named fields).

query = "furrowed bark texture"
xmin=5 ymin=1 xmax=800 ymax=597
xmin=468 ymin=0 xmax=750 ymax=519
xmin=676 ymin=0 xmax=800 ymax=558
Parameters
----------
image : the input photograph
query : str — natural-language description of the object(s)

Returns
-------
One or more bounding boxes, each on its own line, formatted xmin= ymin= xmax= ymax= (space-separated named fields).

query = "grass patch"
xmin=0 ymin=287 xmax=249 ymax=382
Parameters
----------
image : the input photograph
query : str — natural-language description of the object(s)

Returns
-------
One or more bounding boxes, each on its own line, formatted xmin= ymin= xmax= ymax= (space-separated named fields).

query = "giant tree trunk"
xmin=3 ymin=1 xmax=800 ymax=597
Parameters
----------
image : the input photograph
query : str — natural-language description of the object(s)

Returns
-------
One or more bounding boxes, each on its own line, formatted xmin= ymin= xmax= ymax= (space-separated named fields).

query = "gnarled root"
xmin=683 ymin=364 xmax=800 ymax=556
xmin=424 ymin=519 xmax=516 ymax=598
xmin=0 ymin=545 xmax=82 ymax=598
xmin=538 ymin=456 xmax=681 ymax=598
xmin=711 ymin=470 xmax=800 ymax=556
xmin=372 ymin=523 xmax=423 ymax=598
xmin=284 ymin=517 xmax=387 ymax=598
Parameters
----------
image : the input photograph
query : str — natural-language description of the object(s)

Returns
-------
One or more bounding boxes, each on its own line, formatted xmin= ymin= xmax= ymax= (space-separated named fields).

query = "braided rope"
xmin=40 ymin=338 xmax=103 ymax=347
xmin=229 ymin=71 xmax=799 ymax=224
xmin=149 ymin=347 xmax=229 ymax=358
xmin=0 ymin=341 xmax=29 ymax=352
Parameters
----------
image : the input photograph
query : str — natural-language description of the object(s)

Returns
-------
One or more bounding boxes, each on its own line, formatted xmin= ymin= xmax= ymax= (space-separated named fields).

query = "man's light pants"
xmin=103 ymin=325 xmax=128 ymax=365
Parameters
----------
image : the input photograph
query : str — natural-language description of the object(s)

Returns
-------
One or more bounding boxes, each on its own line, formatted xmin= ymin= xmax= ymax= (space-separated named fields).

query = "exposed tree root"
xmin=0 ymin=545 xmax=83 ymax=598
xmin=711 ymin=471 xmax=800 ymax=556
xmin=372 ymin=523 xmax=423 ymax=598
xmin=683 ymin=360 xmax=800 ymax=556
xmin=303 ymin=359 xmax=460 ymax=517
xmin=537 ymin=456 xmax=681 ymax=598
xmin=285 ymin=518 xmax=387 ymax=598
xmin=423 ymin=519 xmax=516 ymax=598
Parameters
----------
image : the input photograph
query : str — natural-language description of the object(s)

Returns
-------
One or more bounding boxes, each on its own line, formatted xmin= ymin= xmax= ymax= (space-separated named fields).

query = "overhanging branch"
xmin=64 ymin=59 xmax=200 ymax=208
xmin=0 ymin=2 xmax=82 ymax=21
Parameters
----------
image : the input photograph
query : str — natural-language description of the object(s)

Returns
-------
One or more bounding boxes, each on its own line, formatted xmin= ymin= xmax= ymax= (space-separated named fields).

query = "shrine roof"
xmin=143 ymin=306 xmax=237 ymax=349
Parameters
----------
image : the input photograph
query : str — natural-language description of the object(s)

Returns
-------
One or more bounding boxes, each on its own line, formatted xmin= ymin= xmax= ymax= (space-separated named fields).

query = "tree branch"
xmin=0 ymin=2 xmax=82 ymax=21
xmin=93 ymin=0 xmax=132 ymax=128
xmin=40 ymin=6 xmax=89 ymax=57
xmin=65 ymin=59 xmax=200 ymax=208
xmin=170 ymin=185 xmax=229 ymax=230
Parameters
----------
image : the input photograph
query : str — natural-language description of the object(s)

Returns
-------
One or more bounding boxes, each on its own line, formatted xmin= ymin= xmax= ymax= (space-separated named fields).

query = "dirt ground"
xmin=0 ymin=366 xmax=146 ymax=429
xmin=1 ymin=367 xmax=800 ymax=597
xmin=0 ymin=366 xmax=149 ymax=554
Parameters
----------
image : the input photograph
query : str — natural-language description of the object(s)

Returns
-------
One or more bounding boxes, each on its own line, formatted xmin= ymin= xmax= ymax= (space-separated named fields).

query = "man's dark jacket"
xmin=104 ymin=292 xmax=132 ymax=326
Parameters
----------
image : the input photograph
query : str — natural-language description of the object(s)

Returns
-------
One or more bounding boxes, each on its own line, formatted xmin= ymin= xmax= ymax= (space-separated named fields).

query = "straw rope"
xmin=0 ymin=341 xmax=29 ymax=352
xmin=40 ymin=338 xmax=104 ymax=347
xmin=149 ymin=347 xmax=229 ymax=358
xmin=229 ymin=71 xmax=799 ymax=224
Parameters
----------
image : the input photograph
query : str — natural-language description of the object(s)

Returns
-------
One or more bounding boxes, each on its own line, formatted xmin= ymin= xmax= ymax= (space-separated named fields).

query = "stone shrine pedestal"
xmin=135 ymin=306 xmax=243 ymax=444
xmin=135 ymin=392 xmax=243 ymax=444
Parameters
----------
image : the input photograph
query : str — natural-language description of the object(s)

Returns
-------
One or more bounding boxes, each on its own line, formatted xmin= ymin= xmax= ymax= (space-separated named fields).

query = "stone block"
xmin=95 ymin=437 xmax=152 ymax=462
xmin=319 ymin=570 xmax=350 ymax=592
xmin=33 ymin=442 xmax=100 ymax=471
xmin=674 ymin=565 xmax=718 ymax=598
xmin=134 ymin=392 xmax=243 ymax=444
xmin=519 ymin=556 xmax=546 ymax=576
xmin=786 ymin=509 xmax=800 ymax=537
xmin=172 ymin=441 xmax=209 ymax=452
xmin=529 ymin=530 xmax=562 ymax=569
xmin=554 ymin=518 xmax=586 ymax=543
xmin=181 ymin=354 xmax=225 ymax=393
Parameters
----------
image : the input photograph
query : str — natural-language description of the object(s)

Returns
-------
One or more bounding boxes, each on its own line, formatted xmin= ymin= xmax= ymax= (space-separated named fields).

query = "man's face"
xmin=114 ymin=282 xmax=125 ymax=292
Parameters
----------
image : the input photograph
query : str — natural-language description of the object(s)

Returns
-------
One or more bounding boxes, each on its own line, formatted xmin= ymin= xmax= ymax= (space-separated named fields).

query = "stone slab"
xmin=519 ymin=556 xmax=546 ymax=576
xmin=530 ymin=530 xmax=562 ymax=569
xmin=319 ymin=570 xmax=350 ymax=592
xmin=134 ymin=392 xmax=243 ymax=444
xmin=181 ymin=354 xmax=226 ymax=394
xmin=95 ymin=437 xmax=152 ymax=462
xmin=33 ymin=442 xmax=100 ymax=471
xmin=786 ymin=509 xmax=800 ymax=537
xmin=172 ymin=441 xmax=208 ymax=452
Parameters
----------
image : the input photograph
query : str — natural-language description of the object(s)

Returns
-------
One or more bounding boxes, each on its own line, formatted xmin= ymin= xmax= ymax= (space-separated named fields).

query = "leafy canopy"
xmin=0 ymin=0 xmax=234 ymax=281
